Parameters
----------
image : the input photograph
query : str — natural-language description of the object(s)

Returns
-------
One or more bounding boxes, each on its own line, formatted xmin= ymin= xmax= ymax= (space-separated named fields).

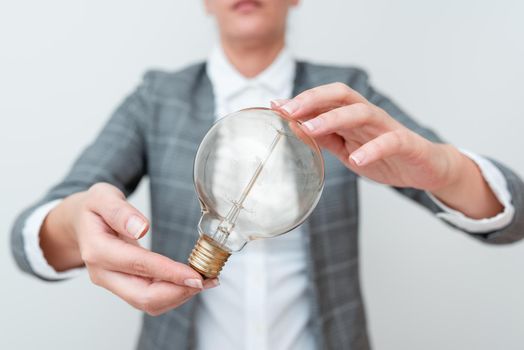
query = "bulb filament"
xmin=213 ymin=129 xmax=284 ymax=245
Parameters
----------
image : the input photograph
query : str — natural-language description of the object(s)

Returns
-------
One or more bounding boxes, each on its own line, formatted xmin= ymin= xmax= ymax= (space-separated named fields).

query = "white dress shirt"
xmin=195 ymin=46 xmax=314 ymax=350
xmin=22 ymin=46 xmax=515 ymax=350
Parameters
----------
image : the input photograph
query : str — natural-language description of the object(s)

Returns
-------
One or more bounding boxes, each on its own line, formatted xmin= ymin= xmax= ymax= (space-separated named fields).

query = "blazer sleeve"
xmin=350 ymin=69 xmax=524 ymax=244
xmin=10 ymin=74 xmax=153 ymax=280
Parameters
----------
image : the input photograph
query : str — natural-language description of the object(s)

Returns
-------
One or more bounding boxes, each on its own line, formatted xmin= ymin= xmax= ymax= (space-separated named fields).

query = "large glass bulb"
xmin=188 ymin=108 xmax=324 ymax=278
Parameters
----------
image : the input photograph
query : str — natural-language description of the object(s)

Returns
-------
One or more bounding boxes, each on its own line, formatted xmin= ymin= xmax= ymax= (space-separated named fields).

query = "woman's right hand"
xmin=40 ymin=182 xmax=217 ymax=316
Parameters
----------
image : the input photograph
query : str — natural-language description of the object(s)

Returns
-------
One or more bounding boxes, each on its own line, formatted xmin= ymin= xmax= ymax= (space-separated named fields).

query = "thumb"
xmin=86 ymin=183 xmax=150 ymax=240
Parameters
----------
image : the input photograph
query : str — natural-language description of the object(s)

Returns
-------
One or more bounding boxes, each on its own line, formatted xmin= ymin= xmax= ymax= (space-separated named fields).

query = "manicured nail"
xmin=184 ymin=278 xmax=204 ymax=289
xmin=126 ymin=215 xmax=147 ymax=239
xmin=350 ymin=150 xmax=366 ymax=166
xmin=302 ymin=118 xmax=322 ymax=132
xmin=204 ymin=278 xmax=220 ymax=290
xmin=270 ymin=99 xmax=289 ymax=108
xmin=281 ymin=100 xmax=300 ymax=115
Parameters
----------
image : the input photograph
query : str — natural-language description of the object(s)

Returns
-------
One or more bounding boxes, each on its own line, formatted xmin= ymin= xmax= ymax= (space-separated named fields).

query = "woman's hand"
xmin=40 ymin=183 xmax=218 ymax=316
xmin=272 ymin=82 xmax=503 ymax=219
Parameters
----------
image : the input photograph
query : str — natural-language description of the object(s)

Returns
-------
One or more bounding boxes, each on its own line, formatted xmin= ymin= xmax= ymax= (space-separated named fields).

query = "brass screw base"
xmin=188 ymin=235 xmax=231 ymax=279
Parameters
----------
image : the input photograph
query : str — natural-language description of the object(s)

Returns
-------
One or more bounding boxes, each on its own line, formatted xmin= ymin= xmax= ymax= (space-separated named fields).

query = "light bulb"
xmin=188 ymin=108 xmax=324 ymax=278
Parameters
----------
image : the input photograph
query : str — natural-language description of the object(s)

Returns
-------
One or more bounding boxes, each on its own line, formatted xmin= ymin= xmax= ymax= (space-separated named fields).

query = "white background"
xmin=1 ymin=1 xmax=523 ymax=349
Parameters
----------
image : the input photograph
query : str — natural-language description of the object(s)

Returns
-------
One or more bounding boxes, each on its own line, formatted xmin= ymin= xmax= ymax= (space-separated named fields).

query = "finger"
xmin=203 ymin=278 xmax=220 ymax=290
xmin=287 ymin=119 xmax=319 ymax=151
xmin=276 ymin=82 xmax=368 ymax=120
xmin=85 ymin=236 xmax=205 ymax=289
xmin=117 ymin=232 xmax=141 ymax=247
xmin=349 ymin=130 xmax=414 ymax=167
xmin=300 ymin=103 xmax=375 ymax=136
xmin=270 ymin=99 xmax=290 ymax=109
xmin=150 ymin=277 xmax=219 ymax=291
xmin=86 ymin=183 xmax=149 ymax=240
xmin=92 ymin=268 xmax=202 ymax=316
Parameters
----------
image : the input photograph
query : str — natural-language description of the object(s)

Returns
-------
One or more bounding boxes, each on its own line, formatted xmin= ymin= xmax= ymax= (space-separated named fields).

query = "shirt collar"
xmin=206 ymin=44 xmax=295 ymax=101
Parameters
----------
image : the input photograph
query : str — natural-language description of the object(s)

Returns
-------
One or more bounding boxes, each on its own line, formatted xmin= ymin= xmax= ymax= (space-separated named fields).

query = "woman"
xmin=11 ymin=1 xmax=524 ymax=349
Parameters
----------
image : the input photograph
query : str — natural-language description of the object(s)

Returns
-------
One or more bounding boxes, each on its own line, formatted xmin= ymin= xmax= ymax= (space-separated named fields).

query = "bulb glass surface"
xmin=194 ymin=108 xmax=324 ymax=252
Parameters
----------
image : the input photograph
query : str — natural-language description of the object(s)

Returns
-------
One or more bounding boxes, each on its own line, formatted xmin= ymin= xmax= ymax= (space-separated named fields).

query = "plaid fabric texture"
xmin=11 ymin=62 xmax=524 ymax=350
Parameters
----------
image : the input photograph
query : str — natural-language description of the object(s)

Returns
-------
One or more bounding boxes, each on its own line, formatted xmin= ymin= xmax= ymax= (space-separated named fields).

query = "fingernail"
xmin=350 ymin=150 xmax=366 ymax=166
xmin=270 ymin=99 xmax=289 ymax=108
xmin=281 ymin=100 xmax=300 ymax=116
xmin=184 ymin=278 xmax=204 ymax=289
xmin=302 ymin=118 xmax=322 ymax=132
xmin=204 ymin=278 xmax=220 ymax=290
xmin=126 ymin=215 xmax=147 ymax=239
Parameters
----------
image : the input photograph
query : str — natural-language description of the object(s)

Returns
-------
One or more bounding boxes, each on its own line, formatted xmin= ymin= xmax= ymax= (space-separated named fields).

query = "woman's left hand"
xmin=272 ymin=82 xmax=503 ymax=219
xmin=272 ymin=82 xmax=461 ymax=192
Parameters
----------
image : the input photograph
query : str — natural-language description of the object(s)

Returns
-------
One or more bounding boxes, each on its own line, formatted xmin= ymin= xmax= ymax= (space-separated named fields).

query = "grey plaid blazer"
xmin=11 ymin=61 xmax=524 ymax=350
